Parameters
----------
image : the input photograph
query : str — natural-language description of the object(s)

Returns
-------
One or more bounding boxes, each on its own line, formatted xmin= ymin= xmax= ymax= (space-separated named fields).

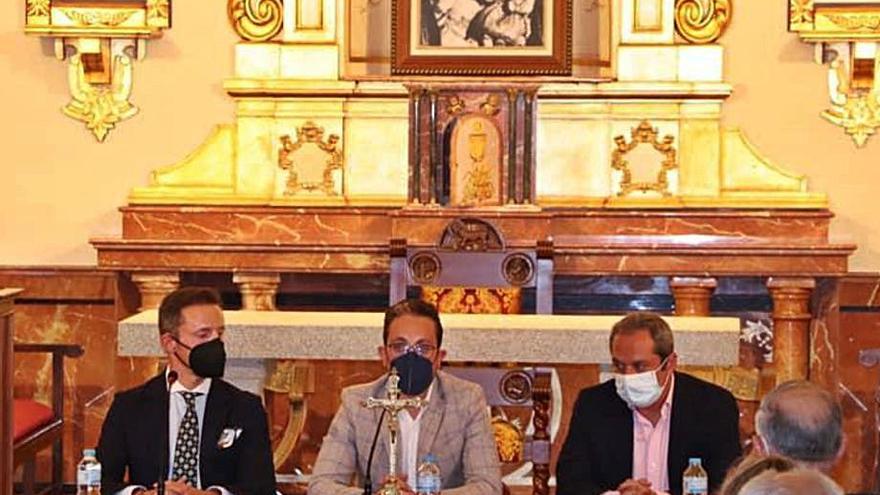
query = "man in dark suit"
xmin=97 ymin=287 xmax=276 ymax=495
xmin=556 ymin=312 xmax=741 ymax=495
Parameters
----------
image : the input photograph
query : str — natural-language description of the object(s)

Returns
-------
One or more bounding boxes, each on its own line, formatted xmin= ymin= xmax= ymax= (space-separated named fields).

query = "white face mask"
xmin=614 ymin=357 xmax=670 ymax=409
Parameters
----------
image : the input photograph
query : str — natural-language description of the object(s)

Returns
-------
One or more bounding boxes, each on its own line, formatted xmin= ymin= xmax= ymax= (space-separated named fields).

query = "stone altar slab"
xmin=119 ymin=310 xmax=740 ymax=365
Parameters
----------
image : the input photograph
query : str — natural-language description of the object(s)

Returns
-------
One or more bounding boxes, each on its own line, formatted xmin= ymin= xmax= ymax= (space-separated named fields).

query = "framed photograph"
xmin=391 ymin=0 xmax=571 ymax=75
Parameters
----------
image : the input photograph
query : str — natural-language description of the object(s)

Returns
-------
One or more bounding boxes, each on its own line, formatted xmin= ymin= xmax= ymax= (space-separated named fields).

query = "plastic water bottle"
xmin=416 ymin=454 xmax=441 ymax=495
xmin=682 ymin=457 xmax=708 ymax=495
xmin=77 ymin=448 xmax=101 ymax=495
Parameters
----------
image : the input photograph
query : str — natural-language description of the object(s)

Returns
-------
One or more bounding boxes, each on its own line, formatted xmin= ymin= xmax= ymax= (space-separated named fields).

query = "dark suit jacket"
xmin=556 ymin=372 xmax=741 ymax=495
xmin=96 ymin=373 xmax=276 ymax=495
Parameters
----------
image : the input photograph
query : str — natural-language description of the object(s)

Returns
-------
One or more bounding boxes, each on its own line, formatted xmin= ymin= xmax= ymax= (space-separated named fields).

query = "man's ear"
xmin=159 ymin=332 xmax=176 ymax=354
xmin=752 ymin=433 xmax=768 ymax=455
xmin=378 ymin=345 xmax=390 ymax=369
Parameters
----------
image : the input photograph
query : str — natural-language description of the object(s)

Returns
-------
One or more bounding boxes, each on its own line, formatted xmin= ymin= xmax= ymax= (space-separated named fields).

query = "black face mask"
xmin=391 ymin=351 xmax=434 ymax=396
xmin=174 ymin=337 xmax=226 ymax=379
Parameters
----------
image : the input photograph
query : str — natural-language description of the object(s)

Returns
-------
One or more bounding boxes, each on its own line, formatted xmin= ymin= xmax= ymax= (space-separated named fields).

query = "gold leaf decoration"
xmin=822 ymin=93 xmax=880 ymax=147
xmin=227 ymin=0 xmax=284 ymax=42
xmin=825 ymin=14 xmax=880 ymax=31
xmin=674 ymin=0 xmax=731 ymax=44
xmin=146 ymin=0 xmax=171 ymax=22
xmin=789 ymin=0 xmax=814 ymax=28
xmin=60 ymin=9 xmax=137 ymax=27
xmin=26 ymin=0 xmax=50 ymax=17
xmin=62 ymin=53 xmax=139 ymax=142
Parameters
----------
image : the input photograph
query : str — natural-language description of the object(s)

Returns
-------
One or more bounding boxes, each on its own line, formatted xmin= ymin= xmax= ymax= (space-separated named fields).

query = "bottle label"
xmin=417 ymin=474 xmax=441 ymax=494
xmin=78 ymin=464 xmax=101 ymax=487
xmin=683 ymin=476 xmax=708 ymax=494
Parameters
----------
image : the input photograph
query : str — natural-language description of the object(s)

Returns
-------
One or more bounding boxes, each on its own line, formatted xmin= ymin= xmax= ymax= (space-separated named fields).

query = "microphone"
xmin=158 ymin=370 xmax=178 ymax=495
xmin=363 ymin=409 xmax=387 ymax=495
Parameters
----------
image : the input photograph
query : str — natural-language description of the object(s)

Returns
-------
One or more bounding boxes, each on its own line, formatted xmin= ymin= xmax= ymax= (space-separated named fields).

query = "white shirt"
xmin=117 ymin=370 xmax=231 ymax=495
xmin=397 ymin=381 xmax=435 ymax=487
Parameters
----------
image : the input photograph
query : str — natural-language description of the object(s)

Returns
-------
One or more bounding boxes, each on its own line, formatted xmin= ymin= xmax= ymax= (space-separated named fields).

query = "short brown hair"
xmin=158 ymin=287 xmax=222 ymax=337
xmin=609 ymin=311 xmax=674 ymax=360
xmin=720 ymin=455 xmax=795 ymax=495
xmin=383 ymin=298 xmax=443 ymax=348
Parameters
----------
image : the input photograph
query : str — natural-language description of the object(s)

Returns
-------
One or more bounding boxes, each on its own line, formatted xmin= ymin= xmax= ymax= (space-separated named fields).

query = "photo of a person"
xmin=420 ymin=0 xmax=541 ymax=47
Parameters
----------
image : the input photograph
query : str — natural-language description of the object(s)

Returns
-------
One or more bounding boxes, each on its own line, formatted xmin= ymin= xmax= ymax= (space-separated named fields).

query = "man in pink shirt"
xmin=556 ymin=312 xmax=741 ymax=495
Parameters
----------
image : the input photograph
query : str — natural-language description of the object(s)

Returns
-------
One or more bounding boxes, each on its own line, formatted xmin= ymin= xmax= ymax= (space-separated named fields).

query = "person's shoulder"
xmin=576 ymin=377 xmax=618 ymax=403
xmin=338 ymin=376 xmax=385 ymax=406
xmin=214 ymin=379 xmax=266 ymax=409
xmin=112 ymin=374 xmax=163 ymax=405
xmin=436 ymin=370 xmax=487 ymax=401
xmin=675 ymin=372 xmax=736 ymax=403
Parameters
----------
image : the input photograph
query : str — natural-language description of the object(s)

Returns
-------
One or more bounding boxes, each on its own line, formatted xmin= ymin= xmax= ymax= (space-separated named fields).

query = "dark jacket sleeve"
xmin=706 ymin=389 xmax=742 ymax=492
xmin=97 ymin=394 xmax=130 ymax=495
xmin=556 ymin=391 xmax=603 ymax=495
xmin=229 ymin=393 xmax=277 ymax=495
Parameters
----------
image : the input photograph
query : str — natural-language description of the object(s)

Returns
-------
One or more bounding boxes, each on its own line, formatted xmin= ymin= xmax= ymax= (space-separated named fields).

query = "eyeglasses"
xmin=387 ymin=342 xmax=438 ymax=357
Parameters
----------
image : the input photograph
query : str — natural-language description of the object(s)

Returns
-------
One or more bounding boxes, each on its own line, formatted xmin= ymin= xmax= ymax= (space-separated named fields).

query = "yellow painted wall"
xmin=1 ymin=1 xmax=877 ymax=269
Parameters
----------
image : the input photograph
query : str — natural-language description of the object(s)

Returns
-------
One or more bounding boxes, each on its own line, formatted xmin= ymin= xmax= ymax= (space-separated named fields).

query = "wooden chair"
xmin=389 ymin=217 xmax=555 ymax=495
xmin=13 ymin=343 xmax=84 ymax=495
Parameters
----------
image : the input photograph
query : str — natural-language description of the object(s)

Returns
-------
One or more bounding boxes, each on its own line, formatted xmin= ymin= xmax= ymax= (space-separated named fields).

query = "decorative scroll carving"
xmin=227 ymin=0 xmax=284 ymax=42
xmin=826 ymin=14 xmax=880 ymax=30
xmin=59 ymin=9 xmax=137 ymax=27
xmin=277 ymin=122 xmax=344 ymax=196
xmin=611 ymin=121 xmax=678 ymax=197
xmin=674 ymin=0 xmax=732 ymax=44
xmin=63 ymin=52 xmax=138 ymax=142
xmin=823 ymin=52 xmax=880 ymax=147
xmin=264 ymin=361 xmax=313 ymax=470
xmin=439 ymin=218 xmax=504 ymax=251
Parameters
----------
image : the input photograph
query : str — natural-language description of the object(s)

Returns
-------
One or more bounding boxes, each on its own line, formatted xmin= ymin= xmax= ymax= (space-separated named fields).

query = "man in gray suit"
xmin=309 ymin=299 xmax=502 ymax=495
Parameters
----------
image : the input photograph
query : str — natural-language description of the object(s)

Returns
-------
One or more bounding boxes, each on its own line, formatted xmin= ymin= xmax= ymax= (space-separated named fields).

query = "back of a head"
xmin=755 ymin=380 xmax=843 ymax=468
xmin=738 ymin=468 xmax=843 ymax=495
xmin=720 ymin=454 xmax=795 ymax=495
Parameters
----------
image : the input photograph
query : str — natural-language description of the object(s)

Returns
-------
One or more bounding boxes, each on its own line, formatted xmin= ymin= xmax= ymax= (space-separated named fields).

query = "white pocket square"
xmin=217 ymin=427 xmax=243 ymax=449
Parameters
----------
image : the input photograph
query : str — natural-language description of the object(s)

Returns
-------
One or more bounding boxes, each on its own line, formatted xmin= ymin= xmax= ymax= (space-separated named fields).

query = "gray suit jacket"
xmin=309 ymin=370 xmax=502 ymax=495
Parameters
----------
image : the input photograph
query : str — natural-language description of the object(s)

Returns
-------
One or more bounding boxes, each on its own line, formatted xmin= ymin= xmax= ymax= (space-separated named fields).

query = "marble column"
xmin=670 ymin=277 xmax=717 ymax=316
xmin=767 ymin=277 xmax=815 ymax=383
xmin=233 ymin=272 xmax=281 ymax=311
xmin=130 ymin=271 xmax=180 ymax=311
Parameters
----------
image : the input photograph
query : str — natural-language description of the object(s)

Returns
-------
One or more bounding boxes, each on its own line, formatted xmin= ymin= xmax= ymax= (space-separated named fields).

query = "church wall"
xmin=0 ymin=1 xmax=877 ymax=269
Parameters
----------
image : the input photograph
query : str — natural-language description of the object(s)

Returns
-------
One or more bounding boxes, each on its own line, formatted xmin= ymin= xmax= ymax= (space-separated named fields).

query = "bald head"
xmin=755 ymin=380 xmax=842 ymax=470
xmin=738 ymin=468 xmax=843 ymax=495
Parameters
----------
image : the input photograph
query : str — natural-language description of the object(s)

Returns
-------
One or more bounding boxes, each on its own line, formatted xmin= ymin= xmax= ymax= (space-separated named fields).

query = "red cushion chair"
xmin=13 ymin=344 xmax=83 ymax=495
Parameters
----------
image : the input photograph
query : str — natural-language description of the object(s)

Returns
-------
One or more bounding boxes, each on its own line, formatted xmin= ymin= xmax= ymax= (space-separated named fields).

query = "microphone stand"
xmin=158 ymin=370 xmax=178 ymax=495
xmin=363 ymin=409 xmax=387 ymax=495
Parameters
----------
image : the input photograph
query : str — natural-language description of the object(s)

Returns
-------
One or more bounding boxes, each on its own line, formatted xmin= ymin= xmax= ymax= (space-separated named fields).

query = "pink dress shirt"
xmin=604 ymin=374 xmax=676 ymax=495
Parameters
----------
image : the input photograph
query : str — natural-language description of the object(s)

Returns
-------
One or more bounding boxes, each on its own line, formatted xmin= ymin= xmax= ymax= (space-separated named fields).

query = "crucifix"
xmin=362 ymin=368 xmax=427 ymax=495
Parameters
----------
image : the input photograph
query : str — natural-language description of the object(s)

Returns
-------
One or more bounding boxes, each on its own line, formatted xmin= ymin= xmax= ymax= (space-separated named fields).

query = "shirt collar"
xmin=165 ymin=367 xmax=212 ymax=395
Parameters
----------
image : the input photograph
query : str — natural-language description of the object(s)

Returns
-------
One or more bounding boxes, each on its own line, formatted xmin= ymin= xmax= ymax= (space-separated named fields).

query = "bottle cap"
xmin=423 ymin=453 xmax=437 ymax=463
xmin=688 ymin=457 xmax=701 ymax=464
xmin=83 ymin=448 xmax=96 ymax=457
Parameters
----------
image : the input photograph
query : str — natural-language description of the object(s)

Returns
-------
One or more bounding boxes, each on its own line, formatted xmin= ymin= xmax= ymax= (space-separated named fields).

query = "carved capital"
xmin=131 ymin=271 xmax=180 ymax=310
xmin=233 ymin=272 xmax=281 ymax=311
xmin=670 ymin=277 xmax=717 ymax=316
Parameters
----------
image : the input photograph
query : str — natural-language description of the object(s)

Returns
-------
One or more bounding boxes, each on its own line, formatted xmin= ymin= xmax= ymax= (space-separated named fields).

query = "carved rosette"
xmin=674 ymin=0 xmax=732 ymax=44
xmin=789 ymin=0 xmax=814 ymax=30
xmin=611 ymin=121 xmax=678 ymax=197
xmin=227 ymin=0 xmax=283 ymax=42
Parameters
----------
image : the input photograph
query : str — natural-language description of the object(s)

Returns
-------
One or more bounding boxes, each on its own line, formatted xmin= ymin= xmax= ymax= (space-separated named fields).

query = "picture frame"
xmin=391 ymin=0 xmax=571 ymax=75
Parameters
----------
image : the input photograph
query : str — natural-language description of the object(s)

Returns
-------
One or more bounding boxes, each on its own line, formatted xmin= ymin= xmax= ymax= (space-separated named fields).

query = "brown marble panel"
xmin=93 ymin=243 xmax=389 ymax=273
xmin=121 ymin=207 xmax=395 ymax=244
xmin=839 ymin=273 xmax=880 ymax=307
xmin=555 ymin=252 xmax=850 ymax=276
xmin=550 ymin=209 xmax=831 ymax=241
xmin=390 ymin=209 xmax=553 ymax=245
xmin=12 ymin=301 xmax=116 ymax=483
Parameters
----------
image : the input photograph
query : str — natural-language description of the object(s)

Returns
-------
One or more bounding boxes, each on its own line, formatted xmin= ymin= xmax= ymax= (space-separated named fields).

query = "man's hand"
xmin=162 ymin=479 xmax=222 ymax=495
xmin=617 ymin=478 xmax=655 ymax=495
xmin=379 ymin=475 xmax=415 ymax=495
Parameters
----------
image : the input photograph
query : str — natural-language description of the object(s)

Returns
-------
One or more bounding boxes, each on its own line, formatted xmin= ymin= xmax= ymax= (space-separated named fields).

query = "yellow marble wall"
xmin=0 ymin=1 xmax=879 ymax=266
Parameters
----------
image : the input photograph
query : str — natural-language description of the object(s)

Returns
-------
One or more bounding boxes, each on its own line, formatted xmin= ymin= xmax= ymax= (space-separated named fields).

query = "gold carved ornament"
xmin=463 ymin=121 xmax=496 ymax=205
xmin=789 ymin=0 xmax=814 ymax=30
xmin=228 ymin=0 xmax=284 ymax=42
xmin=63 ymin=52 xmax=138 ymax=142
xmin=823 ymin=54 xmax=880 ymax=147
xmin=611 ymin=121 xmax=678 ymax=197
xmin=264 ymin=361 xmax=314 ymax=470
xmin=674 ymin=0 xmax=732 ymax=44
xmin=278 ymin=121 xmax=344 ymax=196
